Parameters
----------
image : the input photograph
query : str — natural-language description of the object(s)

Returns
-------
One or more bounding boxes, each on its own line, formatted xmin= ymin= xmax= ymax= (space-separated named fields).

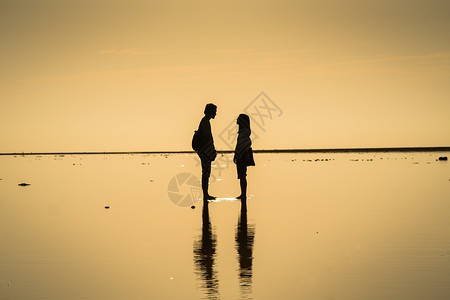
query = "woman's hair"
xmin=237 ymin=114 xmax=251 ymax=134
xmin=204 ymin=103 xmax=217 ymax=115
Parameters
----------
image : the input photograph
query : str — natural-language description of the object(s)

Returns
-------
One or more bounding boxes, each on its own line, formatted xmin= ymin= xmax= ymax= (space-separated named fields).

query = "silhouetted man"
xmin=198 ymin=103 xmax=217 ymax=200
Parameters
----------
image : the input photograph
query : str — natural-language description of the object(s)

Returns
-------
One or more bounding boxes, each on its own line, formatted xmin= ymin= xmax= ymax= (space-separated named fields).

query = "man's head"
xmin=204 ymin=103 xmax=217 ymax=119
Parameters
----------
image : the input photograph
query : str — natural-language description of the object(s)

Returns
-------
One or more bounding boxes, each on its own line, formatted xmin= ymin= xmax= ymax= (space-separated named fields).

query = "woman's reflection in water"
xmin=193 ymin=201 xmax=219 ymax=299
xmin=235 ymin=199 xmax=255 ymax=299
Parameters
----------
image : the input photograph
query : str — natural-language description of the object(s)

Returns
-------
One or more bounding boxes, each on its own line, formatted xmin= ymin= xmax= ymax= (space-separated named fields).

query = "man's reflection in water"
xmin=193 ymin=201 xmax=219 ymax=299
xmin=235 ymin=199 xmax=255 ymax=298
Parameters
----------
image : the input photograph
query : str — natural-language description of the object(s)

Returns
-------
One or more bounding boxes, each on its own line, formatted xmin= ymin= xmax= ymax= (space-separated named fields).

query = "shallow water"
xmin=0 ymin=152 xmax=449 ymax=299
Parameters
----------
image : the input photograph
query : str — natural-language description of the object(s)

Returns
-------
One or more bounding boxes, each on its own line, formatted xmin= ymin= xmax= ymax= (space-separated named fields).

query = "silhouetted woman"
xmin=233 ymin=114 xmax=255 ymax=199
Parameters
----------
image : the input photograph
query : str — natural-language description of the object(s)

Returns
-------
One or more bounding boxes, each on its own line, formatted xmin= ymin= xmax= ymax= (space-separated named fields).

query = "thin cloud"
xmin=100 ymin=48 xmax=163 ymax=55
xmin=206 ymin=49 xmax=253 ymax=54
xmin=205 ymin=49 xmax=319 ymax=56
xmin=327 ymin=52 xmax=450 ymax=66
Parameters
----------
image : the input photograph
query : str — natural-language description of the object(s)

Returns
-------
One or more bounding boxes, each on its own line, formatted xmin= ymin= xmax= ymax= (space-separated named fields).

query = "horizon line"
xmin=0 ymin=146 xmax=449 ymax=156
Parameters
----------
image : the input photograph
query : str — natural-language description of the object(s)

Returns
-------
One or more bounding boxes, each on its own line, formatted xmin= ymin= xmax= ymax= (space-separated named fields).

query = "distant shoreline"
xmin=1 ymin=147 xmax=449 ymax=156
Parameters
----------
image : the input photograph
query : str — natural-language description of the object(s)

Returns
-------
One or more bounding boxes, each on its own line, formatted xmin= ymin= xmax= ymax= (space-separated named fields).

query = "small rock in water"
xmin=18 ymin=183 xmax=30 ymax=186
xmin=438 ymin=156 xmax=448 ymax=161
xmin=191 ymin=205 xmax=195 ymax=209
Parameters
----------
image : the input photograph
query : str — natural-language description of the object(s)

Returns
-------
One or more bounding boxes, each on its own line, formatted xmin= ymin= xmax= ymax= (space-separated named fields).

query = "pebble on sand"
xmin=18 ymin=183 xmax=30 ymax=186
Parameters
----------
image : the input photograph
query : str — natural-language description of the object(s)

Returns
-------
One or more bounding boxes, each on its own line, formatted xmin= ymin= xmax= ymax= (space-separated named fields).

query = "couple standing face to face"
xmin=199 ymin=103 xmax=253 ymax=201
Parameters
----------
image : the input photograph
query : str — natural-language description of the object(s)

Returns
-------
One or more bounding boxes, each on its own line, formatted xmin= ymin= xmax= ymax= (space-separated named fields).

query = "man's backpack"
xmin=192 ymin=130 xmax=204 ymax=152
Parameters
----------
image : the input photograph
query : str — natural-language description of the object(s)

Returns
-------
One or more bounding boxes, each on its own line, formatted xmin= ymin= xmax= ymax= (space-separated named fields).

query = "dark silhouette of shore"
xmin=1 ymin=147 xmax=449 ymax=156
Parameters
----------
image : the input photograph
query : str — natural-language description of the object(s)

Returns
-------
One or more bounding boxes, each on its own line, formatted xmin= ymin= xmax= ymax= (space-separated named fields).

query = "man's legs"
xmin=200 ymin=155 xmax=215 ymax=201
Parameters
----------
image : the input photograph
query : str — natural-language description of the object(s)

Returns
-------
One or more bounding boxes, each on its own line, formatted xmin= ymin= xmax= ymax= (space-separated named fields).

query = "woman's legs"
xmin=236 ymin=164 xmax=247 ymax=199
xmin=238 ymin=177 xmax=247 ymax=199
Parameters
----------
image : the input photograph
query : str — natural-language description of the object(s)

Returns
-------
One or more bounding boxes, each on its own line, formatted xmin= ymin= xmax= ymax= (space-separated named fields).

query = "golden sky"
xmin=1 ymin=0 xmax=449 ymax=152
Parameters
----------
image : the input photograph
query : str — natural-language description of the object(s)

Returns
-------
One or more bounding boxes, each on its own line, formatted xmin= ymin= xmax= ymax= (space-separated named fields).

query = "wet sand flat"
xmin=0 ymin=152 xmax=449 ymax=299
